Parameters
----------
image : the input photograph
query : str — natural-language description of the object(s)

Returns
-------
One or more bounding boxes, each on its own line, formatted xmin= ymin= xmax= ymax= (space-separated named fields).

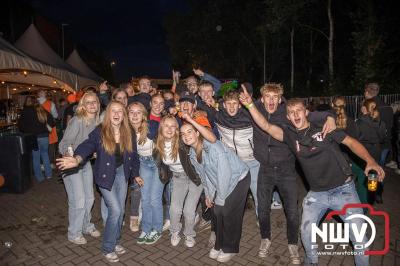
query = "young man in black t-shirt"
xmin=240 ymin=90 xmax=385 ymax=266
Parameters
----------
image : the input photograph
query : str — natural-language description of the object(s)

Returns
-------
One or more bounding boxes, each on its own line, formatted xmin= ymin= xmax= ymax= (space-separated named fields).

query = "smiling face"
xmin=180 ymin=123 xmax=200 ymax=147
xmin=109 ymin=103 xmax=124 ymax=127
xmin=223 ymin=99 xmax=241 ymax=117
xmin=286 ymin=102 xmax=309 ymax=130
xmin=186 ymin=76 xmax=198 ymax=94
xmin=161 ymin=117 xmax=178 ymax=141
xmin=261 ymin=91 xmax=281 ymax=114
xmin=83 ymin=95 xmax=99 ymax=115
xmin=150 ymin=95 xmax=165 ymax=116
xmin=128 ymin=104 xmax=144 ymax=125
xmin=179 ymin=100 xmax=195 ymax=116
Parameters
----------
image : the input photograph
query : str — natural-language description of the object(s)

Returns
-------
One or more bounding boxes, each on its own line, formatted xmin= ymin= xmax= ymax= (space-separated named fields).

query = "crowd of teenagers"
xmin=20 ymin=68 xmax=400 ymax=265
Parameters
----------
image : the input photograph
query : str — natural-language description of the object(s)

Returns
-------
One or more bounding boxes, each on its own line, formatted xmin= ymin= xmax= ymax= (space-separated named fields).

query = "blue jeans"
xmin=140 ymin=156 xmax=164 ymax=233
xmin=379 ymin=148 xmax=389 ymax=166
xmin=301 ymin=181 xmax=369 ymax=265
xmin=63 ymin=162 xmax=96 ymax=240
xmin=164 ymin=180 xmax=172 ymax=220
xmin=244 ymin=159 xmax=260 ymax=216
xmin=99 ymin=165 xmax=128 ymax=254
xmin=32 ymin=136 xmax=52 ymax=182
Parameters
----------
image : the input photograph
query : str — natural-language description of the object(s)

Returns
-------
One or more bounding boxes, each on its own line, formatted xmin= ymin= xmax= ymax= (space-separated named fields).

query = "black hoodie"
xmin=356 ymin=115 xmax=386 ymax=161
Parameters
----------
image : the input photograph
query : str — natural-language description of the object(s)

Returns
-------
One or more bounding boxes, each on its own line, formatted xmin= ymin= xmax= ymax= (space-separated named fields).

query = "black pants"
xmin=257 ymin=164 xmax=299 ymax=244
xmin=213 ymin=173 xmax=250 ymax=253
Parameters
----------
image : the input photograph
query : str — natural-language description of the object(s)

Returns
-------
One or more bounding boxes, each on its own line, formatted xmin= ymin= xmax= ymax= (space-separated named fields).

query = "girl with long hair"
xmin=57 ymin=101 xmax=140 ymax=263
xmin=180 ymin=114 xmax=249 ymax=263
xmin=58 ymin=92 xmax=101 ymax=245
xmin=127 ymin=101 xmax=164 ymax=245
xmin=155 ymin=115 xmax=204 ymax=247
xmin=332 ymin=96 xmax=369 ymax=203
xmin=18 ymin=96 xmax=55 ymax=182
xmin=357 ymin=99 xmax=387 ymax=204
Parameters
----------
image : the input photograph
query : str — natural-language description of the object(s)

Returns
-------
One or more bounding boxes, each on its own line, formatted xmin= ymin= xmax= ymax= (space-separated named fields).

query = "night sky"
xmin=24 ymin=0 xmax=186 ymax=81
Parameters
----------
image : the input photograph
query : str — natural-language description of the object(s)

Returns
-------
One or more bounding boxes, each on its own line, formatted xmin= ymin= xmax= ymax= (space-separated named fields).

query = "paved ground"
xmin=0 ymin=167 xmax=399 ymax=266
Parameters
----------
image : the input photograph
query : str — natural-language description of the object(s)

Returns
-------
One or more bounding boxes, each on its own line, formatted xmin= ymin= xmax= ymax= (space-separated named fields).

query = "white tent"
xmin=66 ymin=49 xmax=101 ymax=82
xmin=0 ymin=36 xmax=77 ymax=93
xmin=12 ymin=24 xmax=99 ymax=90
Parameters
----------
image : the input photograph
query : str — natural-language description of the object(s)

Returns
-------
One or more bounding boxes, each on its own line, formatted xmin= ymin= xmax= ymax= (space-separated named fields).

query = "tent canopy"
xmin=66 ymin=49 xmax=101 ymax=82
xmin=0 ymin=37 xmax=75 ymax=92
xmin=2 ymin=24 xmax=101 ymax=90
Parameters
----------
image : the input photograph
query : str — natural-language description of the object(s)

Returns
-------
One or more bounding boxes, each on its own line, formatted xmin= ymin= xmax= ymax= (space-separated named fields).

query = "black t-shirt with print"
xmin=282 ymin=123 xmax=352 ymax=192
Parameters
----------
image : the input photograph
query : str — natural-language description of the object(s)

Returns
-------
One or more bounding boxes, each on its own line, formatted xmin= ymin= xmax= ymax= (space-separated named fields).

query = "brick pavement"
xmin=0 ymin=168 xmax=399 ymax=265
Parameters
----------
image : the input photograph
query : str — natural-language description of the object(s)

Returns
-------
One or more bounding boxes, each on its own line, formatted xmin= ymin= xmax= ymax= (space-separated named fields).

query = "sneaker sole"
xmin=137 ymin=240 xmax=146 ymax=245
xmin=258 ymin=252 xmax=268 ymax=258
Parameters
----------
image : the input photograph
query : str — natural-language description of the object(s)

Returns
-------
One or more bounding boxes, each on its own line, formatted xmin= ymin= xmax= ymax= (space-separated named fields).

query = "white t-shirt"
xmin=162 ymin=141 xmax=184 ymax=173
xmin=137 ymin=133 xmax=153 ymax=157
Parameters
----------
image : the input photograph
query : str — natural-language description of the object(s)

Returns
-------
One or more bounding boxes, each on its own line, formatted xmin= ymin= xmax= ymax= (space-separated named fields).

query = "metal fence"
xmin=302 ymin=94 xmax=400 ymax=119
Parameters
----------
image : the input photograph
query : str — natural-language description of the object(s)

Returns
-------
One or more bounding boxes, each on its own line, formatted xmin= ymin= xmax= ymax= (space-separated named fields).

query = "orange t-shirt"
xmin=193 ymin=111 xmax=211 ymax=129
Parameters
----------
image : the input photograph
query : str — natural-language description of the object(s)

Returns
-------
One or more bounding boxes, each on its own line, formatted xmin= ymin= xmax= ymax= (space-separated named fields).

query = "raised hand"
xmin=193 ymin=68 xmax=204 ymax=77
xmin=239 ymin=84 xmax=253 ymax=106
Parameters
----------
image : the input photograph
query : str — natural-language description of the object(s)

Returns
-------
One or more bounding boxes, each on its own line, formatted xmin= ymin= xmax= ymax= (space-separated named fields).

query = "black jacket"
xmin=18 ymin=106 xmax=55 ymax=137
xmin=253 ymin=100 xmax=295 ymax=166
xmin=153 ymin=140 xmax=201 ymax=186
xmin=373 ymin=96 xmax=393 ymax=148
xmin=356 ymin=115 xmax=386 ymax=162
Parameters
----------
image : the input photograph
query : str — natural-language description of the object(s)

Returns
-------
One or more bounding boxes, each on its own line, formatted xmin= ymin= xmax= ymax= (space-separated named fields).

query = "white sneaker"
xmin=87 ymin=229 xmax=101 ymax=238
xmin=69 ymin=236 xmax=87 ymax=245
xmin=170 ymin=232 xmax=181 ymax=246
xmin=104 ymin=252 xmax=119 ymax=263
xmin=217 ymin=251 xmax=236 ymax=263
xmin=185 ymin=236 xmax=195 ymax=248
xmin=162 ymin=219 xmax=171 ymax=232
xmin=271 ymin=201 xmax=282 ymax=209
xmin=115 ymin=244 xmax=126 ymax=255
xmin=258 ymin=238 xmax=271 ymax=257
xmin=209 ymin=247 xmax=220 ymax=259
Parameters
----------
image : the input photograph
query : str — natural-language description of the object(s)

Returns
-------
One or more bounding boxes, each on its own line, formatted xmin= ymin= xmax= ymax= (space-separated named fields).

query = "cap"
xmin=179 ymin=91 xmax=196 ymax=104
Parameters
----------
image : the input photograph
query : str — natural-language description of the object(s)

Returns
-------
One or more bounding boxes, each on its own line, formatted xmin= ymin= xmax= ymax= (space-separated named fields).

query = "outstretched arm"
xmin=239 ymin=85 xmax=284 ymax=142
xmin=342 ymin=136 xmax=385 ymax=181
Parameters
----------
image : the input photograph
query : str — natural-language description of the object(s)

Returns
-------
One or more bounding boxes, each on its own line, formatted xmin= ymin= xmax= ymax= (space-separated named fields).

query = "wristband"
xmin=245 ymin=102 xmax=254 ymax=109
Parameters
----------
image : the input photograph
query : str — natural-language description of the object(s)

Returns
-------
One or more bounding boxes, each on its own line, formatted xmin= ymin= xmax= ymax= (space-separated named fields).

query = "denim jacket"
xmin=75 ymin=127 xmax=140 ymax=191
xmin=189 ymin=140 xmax=249 ymax=206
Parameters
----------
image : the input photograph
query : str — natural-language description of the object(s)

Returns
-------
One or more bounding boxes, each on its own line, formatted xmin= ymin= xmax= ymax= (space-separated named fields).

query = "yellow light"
xmin=53 ymin=80 xmax=57 ymax=84
xmin=1 ymin=81 xmax=4 ymax=84
xmin=23 ymin=71 xmax=28 ymax=76
xmin=12 ymin=88 xmax=17 ymax=91
xmin=28 ymin=87 xmax=31 ymax=90
xmin=32 ymin=84 xmax=35 ymax=87
xmin=63 ymin=89 xmax=66 ymax=92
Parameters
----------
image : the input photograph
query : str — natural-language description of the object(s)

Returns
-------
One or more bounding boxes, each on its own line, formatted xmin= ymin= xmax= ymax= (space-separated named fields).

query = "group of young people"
xmin=54 ymin=71 xmax=386 ymax=265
